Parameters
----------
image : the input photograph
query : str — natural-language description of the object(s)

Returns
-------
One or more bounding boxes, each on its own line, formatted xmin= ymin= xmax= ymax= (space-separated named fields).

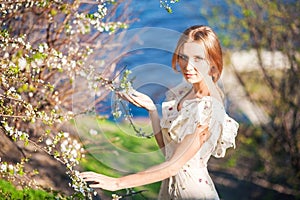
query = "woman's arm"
xmin=149 ymin=109 xmax=164 ymax=149
xmin=80 ymin=124 xmax=210 ymax=191
xmin=117 ymin=90 xmax=164 ymax=149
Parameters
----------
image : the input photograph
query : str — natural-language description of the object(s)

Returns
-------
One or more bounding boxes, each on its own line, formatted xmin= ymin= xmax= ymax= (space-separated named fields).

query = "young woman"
xmin=80 ymin=25 xmax=239 ymax=200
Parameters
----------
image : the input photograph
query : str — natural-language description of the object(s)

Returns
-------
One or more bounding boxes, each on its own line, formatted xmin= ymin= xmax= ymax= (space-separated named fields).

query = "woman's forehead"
xmin=179 ymin=42 xmax=206 ymax=56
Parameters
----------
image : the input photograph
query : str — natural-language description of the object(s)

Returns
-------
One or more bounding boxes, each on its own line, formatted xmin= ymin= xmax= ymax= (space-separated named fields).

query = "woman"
xmin=80 ymin=25 xmax=239 ymax=199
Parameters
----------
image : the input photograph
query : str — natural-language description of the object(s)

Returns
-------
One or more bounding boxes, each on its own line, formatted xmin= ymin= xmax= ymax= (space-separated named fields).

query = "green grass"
xmin=76 ymin=116 xmax=165 ymax=199
xmin=0 ymin=179 xmax=57 ymax=200
xmin=0 ymin=117 xmax=164 ymax=200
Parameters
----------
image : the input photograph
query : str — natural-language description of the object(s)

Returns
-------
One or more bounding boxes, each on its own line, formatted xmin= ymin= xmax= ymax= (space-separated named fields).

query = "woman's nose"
xmin=185 ymin=59 xmax=194 ymax=71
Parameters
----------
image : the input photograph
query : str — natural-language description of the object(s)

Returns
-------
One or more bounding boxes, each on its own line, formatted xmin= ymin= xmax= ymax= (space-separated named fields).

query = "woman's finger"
xmin=80 ymin=171 xmax=97 ymax=176
xmin=119 ymin=92 xmax=145 ymax=108
xmin=117 ymin=92 xmax=138 ymax=104
xmin=116 ymin=90 xmax=156 ymax=110
xmin=89 ymin=183 xmax=102 ymax=188
xmin=121 ymin=93 xmax=141 ymax=106
xmin=79 ymin=172 xmax=101 ymax=181
xmin=79 ymin=171 xmax=93 ymax=178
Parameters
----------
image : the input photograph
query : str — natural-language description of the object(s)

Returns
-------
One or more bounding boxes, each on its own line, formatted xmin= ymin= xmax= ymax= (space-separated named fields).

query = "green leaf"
xmin=50 ymin=8 xmax=57 ymax=16
xmin=32 ymin=52 xmax=46 ymax=60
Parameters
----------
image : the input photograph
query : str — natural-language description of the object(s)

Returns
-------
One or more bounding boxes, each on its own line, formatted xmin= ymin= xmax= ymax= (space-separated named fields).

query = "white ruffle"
xmin=161 ymin=97 xmax=213 ymax=142
xmin=212 ymin=115 xmax=239 ymax=158
xmin=160 ymin=96 xmax=239 ymax=158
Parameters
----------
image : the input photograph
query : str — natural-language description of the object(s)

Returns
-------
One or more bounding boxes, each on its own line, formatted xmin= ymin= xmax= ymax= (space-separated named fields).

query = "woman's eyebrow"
xmin=194 ymin=55 xmax=204 ymax=59
xmin=178 ymin=53 xmax=188 ymax=57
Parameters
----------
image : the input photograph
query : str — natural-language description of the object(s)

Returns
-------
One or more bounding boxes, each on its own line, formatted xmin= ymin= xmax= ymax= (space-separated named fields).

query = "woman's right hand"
xmin=80 ymin=171 xmax=119 ymax=191
xmin=117 ymin=88 xmax=156 ymax=112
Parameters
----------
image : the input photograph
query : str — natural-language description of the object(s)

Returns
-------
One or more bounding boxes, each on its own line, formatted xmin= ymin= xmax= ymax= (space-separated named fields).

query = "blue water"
xmin=99 ymin=1 xmax=228 ymax=120
xmin=128 ymin=1 xmax=208 ymax=31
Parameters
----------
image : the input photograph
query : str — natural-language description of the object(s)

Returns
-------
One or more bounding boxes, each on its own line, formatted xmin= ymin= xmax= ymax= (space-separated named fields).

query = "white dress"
xmin=158 ymin=83 xmax=239 ymax=200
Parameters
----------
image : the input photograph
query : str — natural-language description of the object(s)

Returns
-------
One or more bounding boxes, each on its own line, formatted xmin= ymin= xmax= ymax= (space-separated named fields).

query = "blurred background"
xmin=96 ymin=1 xmax=300 ymax=199
xmin=0 ymin=0 xmax=299 ymax=199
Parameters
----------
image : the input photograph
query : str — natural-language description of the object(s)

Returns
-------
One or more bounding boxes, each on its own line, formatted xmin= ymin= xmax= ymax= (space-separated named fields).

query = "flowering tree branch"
xmin=0 ymin=0 xmax=131 ymax=198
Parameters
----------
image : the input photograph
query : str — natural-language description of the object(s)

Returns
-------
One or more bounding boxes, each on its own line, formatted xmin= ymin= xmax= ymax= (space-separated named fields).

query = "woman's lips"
xmin=185 ymin=73 xmax=194 ymax=78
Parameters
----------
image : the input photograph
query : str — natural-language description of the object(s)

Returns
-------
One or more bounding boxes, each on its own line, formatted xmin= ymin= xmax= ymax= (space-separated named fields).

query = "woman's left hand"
xmin=117 ymin=88 xmax=157 ymax=111
xmin=80 ymin=172 xmax=119 ymax=191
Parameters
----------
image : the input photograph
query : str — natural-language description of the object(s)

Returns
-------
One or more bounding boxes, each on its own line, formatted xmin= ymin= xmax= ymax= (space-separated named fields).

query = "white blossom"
xmin=3 ymin=52 xmax=9 ymax=59
xmin=8 ymin=87 xmax=16 ymax=93
xmin=0 ymin=164 xmax=7 ymax=172
xmin=25 ymin=42 xmax=31 ymax=50
xmin=45 ymin=138 xmax=53 ymax=146
xmin=8 ymin=164 xmax=14 ymax=171
xmin=38 ymin=45 xmax=44 ymax=53
xmin=18 ymin=57 xmax=27 ymax=70
xmin=63 ymin=132 xmax=69 ymax=138
xmin=89 ymin=129 xmax=98 ymax=135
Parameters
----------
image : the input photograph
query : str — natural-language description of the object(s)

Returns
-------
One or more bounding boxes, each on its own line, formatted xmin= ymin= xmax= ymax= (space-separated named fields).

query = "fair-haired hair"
xmin=172 ymin=25 xmax=223 ymax=82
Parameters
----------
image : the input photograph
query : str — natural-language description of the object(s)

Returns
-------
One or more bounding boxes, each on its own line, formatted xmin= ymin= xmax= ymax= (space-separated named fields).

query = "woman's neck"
xmin=192 ymin=80 xmax=210 ymax=98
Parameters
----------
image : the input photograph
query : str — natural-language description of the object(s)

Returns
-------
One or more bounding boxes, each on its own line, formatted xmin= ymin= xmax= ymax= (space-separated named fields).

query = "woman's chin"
xmin=184 ymin=77 xmax=202 ymax=84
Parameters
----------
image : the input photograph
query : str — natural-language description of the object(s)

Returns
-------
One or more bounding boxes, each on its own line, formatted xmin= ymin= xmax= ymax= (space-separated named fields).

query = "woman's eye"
xmin=194 ymin=57 xmax=203 ymax=62
xmin=179 ymin=54 xmax=188 ymax=61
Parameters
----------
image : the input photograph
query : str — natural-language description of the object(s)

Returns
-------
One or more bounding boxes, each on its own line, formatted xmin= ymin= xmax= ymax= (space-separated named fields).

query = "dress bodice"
xmin=160 ymin=96 xmax=239 ymax=160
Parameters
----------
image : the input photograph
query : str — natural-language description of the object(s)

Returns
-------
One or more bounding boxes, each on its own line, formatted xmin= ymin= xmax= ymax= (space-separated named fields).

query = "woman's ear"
xmin=209 ymin=66 xmax=219 ymax=82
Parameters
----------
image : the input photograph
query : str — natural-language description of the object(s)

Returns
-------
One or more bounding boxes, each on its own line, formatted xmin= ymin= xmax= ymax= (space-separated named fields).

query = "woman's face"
xmin=178 ymin=42 xmax=210 ymax=84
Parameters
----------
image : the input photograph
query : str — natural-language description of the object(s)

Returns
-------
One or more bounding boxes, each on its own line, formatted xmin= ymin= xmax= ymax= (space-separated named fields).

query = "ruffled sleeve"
xmin=160 ymin=96 xmax=239 ymax=158
xmin=168 ymin=98 xmax=212 ymax=143
xmin=212 ymin=115 xmax=239 ymax=158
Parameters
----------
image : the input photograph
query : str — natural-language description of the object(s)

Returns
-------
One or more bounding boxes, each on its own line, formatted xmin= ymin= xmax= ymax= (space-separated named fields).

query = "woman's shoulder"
xmin=165 ymin=81 xmax=192 ymax=101
xmin=181 ymin=96 xmax=224 ymax=113
xmin=161 ymin=96 xmax=224 ymax=126
xmin=161 ymin=96 xmax=224 ymax=113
